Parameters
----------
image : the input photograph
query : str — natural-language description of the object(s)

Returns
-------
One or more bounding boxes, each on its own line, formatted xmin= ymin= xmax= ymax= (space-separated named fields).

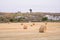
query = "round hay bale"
xmin=39 ymin=25 xmax=47 ymax=33
xmin=21 ymin=23 xmax=23 ymax=25
xmin=33 ymin=23 xmax=35 ymax=25
xmin=23 ymin=25 xmax=27 ymax=29
xmin=30 ymin=23 xmax=35 ymax=27
xmin=45 ymin=22 xmax=47 ymax=25
xmin=30 ymin=25 xmax=33 ymax=27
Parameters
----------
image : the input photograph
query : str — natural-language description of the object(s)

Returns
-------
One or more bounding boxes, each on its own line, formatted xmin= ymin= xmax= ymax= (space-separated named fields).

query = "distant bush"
xmin=0 ymin=17 xmax=9 ymax=23
xmin=5 ymin=17 xmax=27 ymax=22
xmin=9 ymin=18 xmax=14 ymax=22
xmin=42 ymin=17 xmax=48 ymax=21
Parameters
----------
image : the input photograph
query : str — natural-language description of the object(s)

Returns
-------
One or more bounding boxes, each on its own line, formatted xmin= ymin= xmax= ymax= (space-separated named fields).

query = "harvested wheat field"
xmin=0 ymin=22 xmax=60 ymax=40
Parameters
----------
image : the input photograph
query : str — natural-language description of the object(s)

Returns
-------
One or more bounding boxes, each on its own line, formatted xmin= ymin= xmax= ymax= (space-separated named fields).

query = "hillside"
xmin=0 ymin=12 xmax=60 ymax=22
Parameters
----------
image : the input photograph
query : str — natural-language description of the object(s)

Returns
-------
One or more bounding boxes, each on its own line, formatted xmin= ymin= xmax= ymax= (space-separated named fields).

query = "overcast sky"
xmin=0 ymin=0 xmax=60 ymax=13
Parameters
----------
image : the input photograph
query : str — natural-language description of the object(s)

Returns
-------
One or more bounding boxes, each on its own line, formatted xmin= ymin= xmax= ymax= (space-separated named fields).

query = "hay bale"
xmin=33 ymin=23 xmax=35 ymax=25
xmin=21 ymin=23 xmax=23 ymax=25
xmin=30 ymin=23 xmax=35 ymax=27
xmin=39 ymin=25 xmax=47 ymax=33
xmin=45 ymin=22 xmax=47 ymax=25
xmin=30 ymin=25 xmax=33 ymax=27
xmin=23 ymin=25 xmax=27 ymax=29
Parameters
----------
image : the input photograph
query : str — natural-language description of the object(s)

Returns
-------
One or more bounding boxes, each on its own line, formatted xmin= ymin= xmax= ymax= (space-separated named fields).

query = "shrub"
xmin=42 ymin=17 xmax=48 ymax=21
xmin=0 ymin=17 xmax=9 ymax=23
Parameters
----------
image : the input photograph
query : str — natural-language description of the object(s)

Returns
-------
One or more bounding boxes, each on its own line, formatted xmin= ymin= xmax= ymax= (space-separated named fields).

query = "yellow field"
xmin=0 ymin=22 xmax=60 ymax=40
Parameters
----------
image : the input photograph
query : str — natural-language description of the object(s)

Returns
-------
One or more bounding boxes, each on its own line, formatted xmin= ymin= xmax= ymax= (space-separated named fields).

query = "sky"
xmin=0 ymin=0 xmax=60 ymax=13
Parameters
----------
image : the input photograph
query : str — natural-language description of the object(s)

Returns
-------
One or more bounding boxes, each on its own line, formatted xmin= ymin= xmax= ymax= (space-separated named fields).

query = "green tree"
xmin=29 ymin=9 xmax=32 ymax=13
xmin=42 ymin=17 xmax=48 ymax=21
xmin=9 ymin=18 xmax=16 ymax=22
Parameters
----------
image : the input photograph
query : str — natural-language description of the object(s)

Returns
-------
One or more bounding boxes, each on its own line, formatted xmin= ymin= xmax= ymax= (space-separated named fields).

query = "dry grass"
xmin=0 ymin=22 xmax=60 ymax=40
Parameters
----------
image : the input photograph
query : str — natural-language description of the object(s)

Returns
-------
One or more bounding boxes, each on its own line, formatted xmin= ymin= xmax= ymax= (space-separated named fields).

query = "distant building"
xmin=44 ymin=15 xmax=60 ymax=20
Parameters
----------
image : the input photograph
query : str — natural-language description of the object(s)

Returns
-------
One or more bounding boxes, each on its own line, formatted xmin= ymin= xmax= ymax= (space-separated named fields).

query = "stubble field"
xmin=0 ymin=22 xmax=60 ymax=40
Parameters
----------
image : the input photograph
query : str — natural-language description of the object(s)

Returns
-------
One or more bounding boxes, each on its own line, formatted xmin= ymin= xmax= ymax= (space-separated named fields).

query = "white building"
xmin=45 ymin=15 xmax=60 ymax=20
